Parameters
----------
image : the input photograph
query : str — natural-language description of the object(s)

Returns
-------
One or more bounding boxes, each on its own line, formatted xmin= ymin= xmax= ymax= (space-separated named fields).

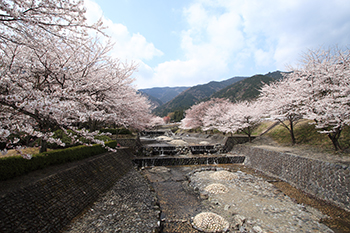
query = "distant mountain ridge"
xmin=265 ymin=70 xmax=290 ymax=80
xmin=142 ymin=70 xmax=288 ymax=117
xmin=139 ymin=86 xmax=189 ymax=104
xmin=210 ymin=74 xmax=275 ymax=101
xmin=152 ymin=76 xmax=246 ymax=116
xmin=138 ymin=92 xmax=163 ymax=110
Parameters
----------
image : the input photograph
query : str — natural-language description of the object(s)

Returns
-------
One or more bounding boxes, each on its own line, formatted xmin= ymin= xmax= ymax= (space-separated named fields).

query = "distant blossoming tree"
xmin=203 ymin=100 xmax=263 ymax=141
xmin=147 ymin=116 xmax=165 ymax=128
xmin=180 ymin=99 xmax=226 ymax=130
xmin=227 ymin=100 xmax=263 ymax=142
xmin=202 ymin=99 xmax=232 ymax=132
xmin=163 ymin=116 xmax=171 ymax=124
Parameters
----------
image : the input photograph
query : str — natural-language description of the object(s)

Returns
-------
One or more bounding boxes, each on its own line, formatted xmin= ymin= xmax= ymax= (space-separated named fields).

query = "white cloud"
xmin=84 ymin=0 xmax=163 ymax=61
xmin=139 ymin=0 xmax=246 ymax=88
xmin=85 ymin=0 xmax=350 ymax=89
xmin=146 ymin=0 xmax=350 ymax=88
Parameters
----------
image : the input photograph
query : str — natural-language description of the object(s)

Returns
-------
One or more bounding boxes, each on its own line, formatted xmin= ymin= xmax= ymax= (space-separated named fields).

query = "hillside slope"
xmin=139 ymin=86 xmax=189 ymax=104
xmin=139 ymin=92 xmax=163 ymax=110
xmin=210 ymin=74 xmax=275 ymax=101
xmin=153 ymin=76 xmax=246 ymax=116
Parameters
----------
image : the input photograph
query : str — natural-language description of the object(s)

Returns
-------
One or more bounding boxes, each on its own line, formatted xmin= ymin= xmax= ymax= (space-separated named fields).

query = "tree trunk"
xmin=279 ymin=118 xmax=296 ymax=145
xmin=247 ymin=127 xmax=252 ymax=142
xmin=40 ymin=139 xmax=48 ymax=153
xmin=89 ymin=119 xmax=98 ymax=132
xmin=289 ymin=119 xmax=296 ymax=145
xmin=248 ymin=134 xmax=252 ymax=142
xmin=327 ymin=128 xmax=342 ymax=151
xmin=242 ymin=127 xmax=252 ymax=142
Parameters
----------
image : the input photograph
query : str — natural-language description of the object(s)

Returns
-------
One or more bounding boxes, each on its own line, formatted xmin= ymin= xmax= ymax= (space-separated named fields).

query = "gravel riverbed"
xmin=64 ymin=168 xmax=161 ymax=233
xmin=188 ymin=167 xmax=334 ymax=232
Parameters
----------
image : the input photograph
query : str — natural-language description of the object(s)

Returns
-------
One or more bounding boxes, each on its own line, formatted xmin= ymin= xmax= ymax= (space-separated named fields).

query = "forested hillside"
xmin=139 ymin=86 xmax=189 ymax=104
xmin=153 ymin=76 xmax=246 ymax=116
xmin=139 ymin=92 xmax=163 ymax=110
xmin=210 ymin=74 xmax=275 ymax=101
xmin=148 ymin=71 xmax=287 ymax=118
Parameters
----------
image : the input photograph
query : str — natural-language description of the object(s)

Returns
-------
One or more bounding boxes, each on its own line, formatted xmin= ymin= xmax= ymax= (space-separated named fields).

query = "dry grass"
xmin=252 ymin=121 xmax=277 ymax=136
xmin=0 ymin=147 xmax=52 ymax=158
xmin=265 ymin=119 xmax=350 ymax=156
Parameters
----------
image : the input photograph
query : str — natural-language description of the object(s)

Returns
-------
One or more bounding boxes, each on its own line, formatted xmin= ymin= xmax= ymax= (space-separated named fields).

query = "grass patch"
xmin=266 ymin=119 xmax=350 ymax=153
xmin=0 ymin=147 xmax=51 ymax=158
xmin=252 ymin=121 xmax=277 ymax=136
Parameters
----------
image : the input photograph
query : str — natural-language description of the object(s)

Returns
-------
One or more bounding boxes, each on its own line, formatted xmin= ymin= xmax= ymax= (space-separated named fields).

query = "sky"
xmin=84 ymin=0 xmax=350 ymax=89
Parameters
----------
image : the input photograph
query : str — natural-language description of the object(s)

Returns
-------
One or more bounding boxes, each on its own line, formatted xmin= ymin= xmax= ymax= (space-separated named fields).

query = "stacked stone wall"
xmin=118 ymin=136 xmax=142 ymax=154
xmin=224 ymin=136 xmax=256 ymax=152
xmin=231 ymin=145 xmax=350 ymax=212
xmin=0 ymin=149 xmax=135 ymax=233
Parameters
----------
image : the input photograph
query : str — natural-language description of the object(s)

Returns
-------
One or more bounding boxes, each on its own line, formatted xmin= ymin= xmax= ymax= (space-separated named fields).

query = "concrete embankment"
xmin=0 ymin=149 xmax=136 ymax=233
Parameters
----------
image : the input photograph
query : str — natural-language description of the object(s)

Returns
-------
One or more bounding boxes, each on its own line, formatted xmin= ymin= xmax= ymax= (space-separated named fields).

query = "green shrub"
xmin=0 ymin=141 xmax=118 ymax=181
xmin=47 ymin=129 xmax=112 ymax=149
xmin=100 ymin=128 xmax=132 ymax=135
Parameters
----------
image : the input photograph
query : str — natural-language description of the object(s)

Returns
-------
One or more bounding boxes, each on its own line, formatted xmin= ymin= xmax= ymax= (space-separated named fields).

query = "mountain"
xmin=152 ymin=76 xmax=247 ymax=116
xmin=210 ymin=74 xmax=275 ymax=101
xmin=139 ymin=86 xmax=189 ymax=104
xmin=211 ymin=71 xmax=291 ymax=102
xmin=265 ymin=70 xmax=291 ymax=80
xmin=139 ymin=92 xmax=163 ymax=110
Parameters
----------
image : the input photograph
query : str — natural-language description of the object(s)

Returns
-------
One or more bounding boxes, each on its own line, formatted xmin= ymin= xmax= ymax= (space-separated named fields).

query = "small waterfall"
xmin=133 ymin=155 xmax=245 ymax=168
xmin=160 ymin=148 xmax=165 ymax=157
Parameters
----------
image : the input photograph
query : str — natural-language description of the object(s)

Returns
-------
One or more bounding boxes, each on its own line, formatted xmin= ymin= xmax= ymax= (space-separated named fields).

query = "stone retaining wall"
xmin=0 ymin=149 xmax=135 ymax=233
xmin=224 ymin=136 xmax=256 ymax=152
xmin=118 ymin=136 xmax=143 ymax=154
xmin=231 ymin=144 xmax=350 ymax=212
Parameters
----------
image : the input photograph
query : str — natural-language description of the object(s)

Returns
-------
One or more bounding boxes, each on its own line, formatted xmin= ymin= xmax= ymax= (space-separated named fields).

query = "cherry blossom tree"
xmin=0 ymin=1 xmax=153 ymax=155
xmin=202 ymin=99 xmax=232 ymax=133
xmin=0 ymin=0 xmax=103 ymax=47
xmin=291 ymin=47 xmax=350 ymax=150
xmin=260 ymin=47 xmax=350 ymax=150
xmin=227 ymin=100 xmax=263 ymax=142
xmin=180 ymin=99 xmax=226 ymax=130
xmin=147 ymin=116 xmax=165 ymax=129
xmin=203 ymin=99 xmax=263 ymax=141
xmin=0 ymin=33 xmax=146 ymax=154
xmin=163 ymin=116 xmax=171 ymax=124
xmin=259 ymin=76 xmax=305 ymax=145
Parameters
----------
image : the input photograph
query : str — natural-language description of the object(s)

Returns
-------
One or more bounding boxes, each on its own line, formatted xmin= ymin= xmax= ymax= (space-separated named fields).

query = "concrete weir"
xmin=133 ymin=154 xmax=245 ymax=168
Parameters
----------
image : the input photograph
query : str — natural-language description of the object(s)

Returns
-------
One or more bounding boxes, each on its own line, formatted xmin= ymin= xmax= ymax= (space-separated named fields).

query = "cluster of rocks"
xmin=192 ymin=212 xmax=230 ymax=232
xmin=187 ymin=167 xmax=334 ymax=233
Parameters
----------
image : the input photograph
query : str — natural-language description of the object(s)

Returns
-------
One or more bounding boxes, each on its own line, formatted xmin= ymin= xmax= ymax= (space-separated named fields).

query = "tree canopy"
xmin=0 ymin=0 xmax=153 ymax=156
